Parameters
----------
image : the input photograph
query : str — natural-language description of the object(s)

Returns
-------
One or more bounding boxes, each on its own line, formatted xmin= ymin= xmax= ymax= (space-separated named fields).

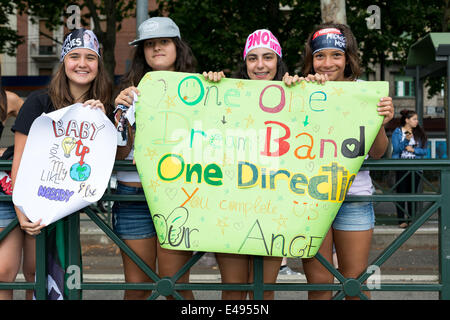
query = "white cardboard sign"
xmin=13 ymin=103 xmax=117 ymax=225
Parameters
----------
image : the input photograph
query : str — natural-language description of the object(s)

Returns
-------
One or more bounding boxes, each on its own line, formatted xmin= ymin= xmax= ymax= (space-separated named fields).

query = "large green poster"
xmin=134 ymin=71 xmax=388 ymax=258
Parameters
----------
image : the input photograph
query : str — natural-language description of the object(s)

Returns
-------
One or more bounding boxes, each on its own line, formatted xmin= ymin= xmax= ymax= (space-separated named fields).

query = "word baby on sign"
xmin=13 ymin=103 xmax=117 ymax=226
xmin=134 ymin=71 xmax=387 ymax=258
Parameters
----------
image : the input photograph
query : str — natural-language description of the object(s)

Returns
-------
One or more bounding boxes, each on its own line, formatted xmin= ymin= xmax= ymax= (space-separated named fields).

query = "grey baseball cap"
xmin=129 ymin=17 xmax=181 ymax=46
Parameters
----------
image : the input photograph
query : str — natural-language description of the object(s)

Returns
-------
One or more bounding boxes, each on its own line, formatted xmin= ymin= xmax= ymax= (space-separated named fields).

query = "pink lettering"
xmin=261 ymin=31 xmax=269 ymax=44
xmin=259 ymin=84 xmax=286 ymax=114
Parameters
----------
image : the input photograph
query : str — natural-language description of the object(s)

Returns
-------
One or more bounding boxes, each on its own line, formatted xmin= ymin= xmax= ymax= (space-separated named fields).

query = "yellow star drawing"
xmin=272 ymin=214 xmax=288 ymax=232
xmin=165 ymin=95 xmax=176 ymax=108
xmin=222 ymin=153 xmax=229 ymax=166
xmin=144 ymin=147 xmax=157 ymax=160
xmin=331 ymin=87 xmax=344 ymax=96
xmin=244 ymin=114 xmax=254 ymax=128
xmin=148 ymin=179 xmax=160 ymax=192
xmin=141 ymin=73 xmax=152 ymax=83
xmin=216 ymin=218 xmax=229 ymax=235
xmin=236 ymin=81 xmax=244 ymax=89
xmin=300 ymin=81 xmax=307 ymax=89
xmin=225 ymin=107 xmax=232 ymax=114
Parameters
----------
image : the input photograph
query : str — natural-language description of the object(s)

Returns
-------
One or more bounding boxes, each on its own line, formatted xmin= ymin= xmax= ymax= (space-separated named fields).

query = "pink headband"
xmin=243 ymin=29 xmax=282 ymax=60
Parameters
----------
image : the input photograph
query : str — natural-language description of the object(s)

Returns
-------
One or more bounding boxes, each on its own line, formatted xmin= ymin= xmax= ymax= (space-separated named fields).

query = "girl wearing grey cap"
xmin=113 ymin=17 xmax=196 ymax=300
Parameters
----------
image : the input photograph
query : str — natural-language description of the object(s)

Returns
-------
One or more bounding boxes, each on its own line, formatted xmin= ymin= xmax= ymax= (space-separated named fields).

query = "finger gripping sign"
xmin=134 ymin=71 xmax=388 ymax=258
xmin=13 ymin=103 xmax=117 ymax=226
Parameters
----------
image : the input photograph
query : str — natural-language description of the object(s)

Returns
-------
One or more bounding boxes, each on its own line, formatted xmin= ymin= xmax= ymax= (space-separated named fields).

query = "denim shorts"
xmin=0 ymin=191 xmax=16 ymax=228
xmin=332 ymin=202 xmax=375 ymax=231
xmin=112 ymin=183 xmax=156 ymax=240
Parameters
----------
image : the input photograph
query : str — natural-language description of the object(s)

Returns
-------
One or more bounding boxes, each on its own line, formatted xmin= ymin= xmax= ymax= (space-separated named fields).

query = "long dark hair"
xmin=233 ymin=56 xmax=288 ymax=81
xmin=0 ymin=65 xmax=7 ymax=122
xmin=302 ymin=23 xmax=362 ymax=80
xmin=118 ymin=37 xmax=197 ymax=91
xmin=400 ymin=109 xmax=427 ymax=146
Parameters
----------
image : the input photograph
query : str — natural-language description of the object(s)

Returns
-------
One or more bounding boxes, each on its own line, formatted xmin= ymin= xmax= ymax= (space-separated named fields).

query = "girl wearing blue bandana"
xmin=286 ymin=23 xmax=394 ymax=300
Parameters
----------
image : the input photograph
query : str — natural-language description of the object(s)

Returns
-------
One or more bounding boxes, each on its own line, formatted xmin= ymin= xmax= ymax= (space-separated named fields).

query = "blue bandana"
xmin=311 ymin=28 xmax=346 ymax=55
xmin=60 ymin=29 xmax=100 ymax=62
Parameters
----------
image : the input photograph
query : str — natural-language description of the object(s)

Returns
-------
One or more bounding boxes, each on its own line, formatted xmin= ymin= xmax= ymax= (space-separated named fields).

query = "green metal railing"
xmin=1 ymin=159 xmax=449 ymax=300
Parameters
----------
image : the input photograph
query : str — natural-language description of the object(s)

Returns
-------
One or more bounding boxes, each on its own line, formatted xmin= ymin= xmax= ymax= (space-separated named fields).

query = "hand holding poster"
xmin=134 ymin=71 xmax=388 ymax=258
xmin=13 ymin=103 xmax=117 ymax=226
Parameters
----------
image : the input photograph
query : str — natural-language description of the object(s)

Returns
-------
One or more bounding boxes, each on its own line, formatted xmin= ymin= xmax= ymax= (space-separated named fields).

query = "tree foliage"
xmin=152 ymin=0 xmax=448 ymax=95
xmin=0 ymin=0 xmax=447 ymax=94
xmin=151 ymin=0 xmax=321 ymax=74
xmin=1 ymin=0 xmax=136 ymax=80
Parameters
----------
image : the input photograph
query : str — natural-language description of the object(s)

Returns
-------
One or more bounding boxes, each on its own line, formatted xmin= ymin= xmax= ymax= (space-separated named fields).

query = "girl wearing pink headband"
xmin=286 ymin=23 xmax=394 ymax=300
xmin=203 ymin=29 xmax=290 ymax=300
xmin=243 ymin=29 xmax=282 ymax=60
xmin=204 ymin=29 xmax=287 ymax=83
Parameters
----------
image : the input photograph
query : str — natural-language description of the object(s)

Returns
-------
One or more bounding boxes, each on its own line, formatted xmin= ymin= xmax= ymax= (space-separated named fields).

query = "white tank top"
xmin=116 ymin=147 xmax=140 ymax=182
xmin=346 ymin=155 xmax=374 ymax=195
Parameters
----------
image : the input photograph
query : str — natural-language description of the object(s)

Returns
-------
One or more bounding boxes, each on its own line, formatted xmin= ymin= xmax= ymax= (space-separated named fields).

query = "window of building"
xmin=39 ymin=20 xmax=56 ymax=55
xmin=394 ymin=75 xmax=415 ymax=97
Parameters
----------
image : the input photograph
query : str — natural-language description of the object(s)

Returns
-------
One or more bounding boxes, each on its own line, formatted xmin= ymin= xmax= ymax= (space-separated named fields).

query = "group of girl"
xmin=0 ymin=16 xmax=396 ymax=300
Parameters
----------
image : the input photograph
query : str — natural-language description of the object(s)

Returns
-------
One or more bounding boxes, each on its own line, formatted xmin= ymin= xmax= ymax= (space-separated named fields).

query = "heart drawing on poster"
xmin=13 ymin=103 xmax=117 ymax=226
xmin=134 ymin=71 xmax=388 ymax=258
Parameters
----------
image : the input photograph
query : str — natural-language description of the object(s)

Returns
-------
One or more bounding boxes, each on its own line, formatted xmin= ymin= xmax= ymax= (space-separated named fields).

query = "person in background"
xmin=391 ymin=109 xmax=427 ymax=228
xmin=0 ymin=67 xmax=25 ymax=300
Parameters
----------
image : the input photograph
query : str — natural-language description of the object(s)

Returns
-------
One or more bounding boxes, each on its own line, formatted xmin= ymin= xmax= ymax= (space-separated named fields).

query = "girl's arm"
xmin=115 ymin=86 xmax=140 ymax=108
xmin=6 ymin=91 xmax=24 ymax=118
xmin=369 ymin=126 xmax=389 ymax=159
xmin=115 ymin=125 xmax=134 ymax=160
xmin=11 ymin=132 xmax=45 ymax=235
xmin=369 ymin=97 xmax=394 ymax=159
xmin=114 ymin=86 xmax=139 ymax=160
xmin=413 ymin=144 xmax=428 ymax=157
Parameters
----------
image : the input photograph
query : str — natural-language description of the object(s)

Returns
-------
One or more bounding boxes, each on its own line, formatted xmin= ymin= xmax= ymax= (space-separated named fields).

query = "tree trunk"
xmin=102 ymin=0 xmax=116 ymax=83
xmin=443 ymin=0 xmax=449 ymax=32
xmin=86 ymin=0 xmax=116 ymax=83
xmin=320 ymin=0 xmax=347 ymax=24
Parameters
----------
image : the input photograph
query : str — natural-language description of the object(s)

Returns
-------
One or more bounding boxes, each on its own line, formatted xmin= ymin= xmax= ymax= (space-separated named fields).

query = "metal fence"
xmin=1 ymin=159 xmax=449 ymax=300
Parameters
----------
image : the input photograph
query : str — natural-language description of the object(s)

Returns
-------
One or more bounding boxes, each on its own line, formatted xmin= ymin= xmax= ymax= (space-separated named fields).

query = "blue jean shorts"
xmin=0 ymin=193 xmax=16 ymax=228
xmin=112 ymin=183 xmax=156 ymax=240
xmin=332 ymin=202 xmax=375 ymax=231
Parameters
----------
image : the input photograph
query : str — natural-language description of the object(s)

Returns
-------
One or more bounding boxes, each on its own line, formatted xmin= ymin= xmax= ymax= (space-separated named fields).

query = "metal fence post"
xmin=34 ymin=228 xmax=48 ymax=300
xmin=252 ymin=256 xmax=264 ymax=300
xmin=439 ymin=168 xmax=450 ymax=299
xmin=66 ymin=213 xmax=82 ymax=300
